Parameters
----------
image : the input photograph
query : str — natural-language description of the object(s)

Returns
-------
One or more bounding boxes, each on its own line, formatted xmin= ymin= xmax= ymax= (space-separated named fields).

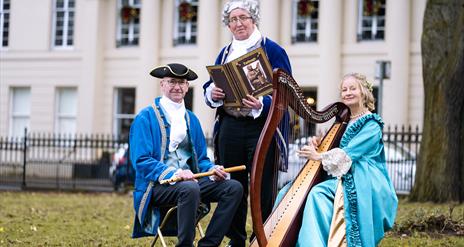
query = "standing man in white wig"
xmin=202 ymin=1 xmax=293 ymax=246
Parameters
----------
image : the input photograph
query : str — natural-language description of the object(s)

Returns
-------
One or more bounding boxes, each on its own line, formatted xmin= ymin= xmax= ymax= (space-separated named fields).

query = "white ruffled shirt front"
xmin=159 ymin=96 xmax=187 ymax=152
xmin=226 ymin=27 xmax=262 ymax=62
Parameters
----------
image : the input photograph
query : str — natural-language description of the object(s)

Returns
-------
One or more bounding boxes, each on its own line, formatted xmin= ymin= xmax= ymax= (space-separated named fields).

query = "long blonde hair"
xmin=341 ymin=73 xmax=376 ymax=111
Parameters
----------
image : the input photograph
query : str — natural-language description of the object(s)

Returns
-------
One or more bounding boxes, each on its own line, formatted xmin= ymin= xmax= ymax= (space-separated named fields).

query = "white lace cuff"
xmin=205 ymin=83 xmax=223 ymax=107
xmin=250 ymin=96 xmax=264 ymax=118
xmin=320 ymin=148 xmax=352 ymax=179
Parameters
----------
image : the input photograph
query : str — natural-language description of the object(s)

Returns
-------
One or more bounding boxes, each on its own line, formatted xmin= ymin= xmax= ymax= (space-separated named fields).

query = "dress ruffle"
xmin=340 ymin=114 xmax=384 ymax=148
xmin=341 ymin=113 xmax=383 ymax=246
xmin=344 ymin=172 xmax=361 ymax=247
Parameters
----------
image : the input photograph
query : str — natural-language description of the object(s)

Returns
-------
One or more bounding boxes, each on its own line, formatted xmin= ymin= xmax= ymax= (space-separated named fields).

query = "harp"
xmin=250 ymin=69 xmax=350 ymax=246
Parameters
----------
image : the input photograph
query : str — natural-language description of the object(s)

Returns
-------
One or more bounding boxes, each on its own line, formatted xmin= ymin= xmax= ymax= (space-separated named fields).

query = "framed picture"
xmin=207 ymin=47 xmax=273 ymax=107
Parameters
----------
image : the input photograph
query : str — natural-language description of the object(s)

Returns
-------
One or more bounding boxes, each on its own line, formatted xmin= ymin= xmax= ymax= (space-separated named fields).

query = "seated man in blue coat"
xmin=130 ymin=63 xmax=243 ymax=247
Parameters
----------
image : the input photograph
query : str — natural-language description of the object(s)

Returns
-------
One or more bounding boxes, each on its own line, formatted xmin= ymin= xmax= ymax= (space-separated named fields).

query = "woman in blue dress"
xmin=295 ymin=73 xmax=398 ymax=246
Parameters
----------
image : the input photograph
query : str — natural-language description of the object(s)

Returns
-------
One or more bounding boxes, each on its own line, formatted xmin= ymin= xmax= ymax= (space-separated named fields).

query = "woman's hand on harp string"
xmin=311 ymin=136 xmax=322 ymax=147
xmin=296 ymin=136 xmax=322 ymax=161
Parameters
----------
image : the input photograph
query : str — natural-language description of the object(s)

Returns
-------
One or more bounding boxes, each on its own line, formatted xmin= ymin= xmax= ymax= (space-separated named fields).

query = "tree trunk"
xmin=409 ymin=0 xmax=464 ymax=202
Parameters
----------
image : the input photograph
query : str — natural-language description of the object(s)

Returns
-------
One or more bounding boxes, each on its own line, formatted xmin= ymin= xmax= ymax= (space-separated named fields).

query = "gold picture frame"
xmin=207 ymin=47 xmax=273 ymax=107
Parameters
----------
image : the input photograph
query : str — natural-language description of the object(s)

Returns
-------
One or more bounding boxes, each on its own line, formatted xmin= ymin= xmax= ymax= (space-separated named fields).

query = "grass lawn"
xmin=0 ymin=191 xmax=462 ymax=246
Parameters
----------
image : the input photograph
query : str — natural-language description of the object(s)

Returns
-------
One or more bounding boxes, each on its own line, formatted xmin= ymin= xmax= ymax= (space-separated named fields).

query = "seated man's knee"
xmin=178 ymin=181 xmax=201 ymax=199
xmin=228 ymin=179 xmax=244 ymax=197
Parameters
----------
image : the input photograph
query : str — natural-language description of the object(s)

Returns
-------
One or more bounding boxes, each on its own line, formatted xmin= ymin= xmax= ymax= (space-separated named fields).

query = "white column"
xmin=384 ymin=0 xmax=410 ymax=126
xmin=279 ymin=0 xmax=292 ymax=46
xmin=318 ymin=0 xmax=343 ymax=126
xmin=78 ymin=0 xmax=104 ymax=133
xmin=259 ymin=0 xmax=280 ymax=41
xmin=344 ymin=0 xmax=358 ymax=44
xmin=137 ymin=0 xmax=161 ymax=112
xmin=196 ymin=0 xmax=221 ymax=133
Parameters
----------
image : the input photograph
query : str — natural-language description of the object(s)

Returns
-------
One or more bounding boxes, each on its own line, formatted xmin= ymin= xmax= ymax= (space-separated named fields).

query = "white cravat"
xmin=226 ymin=27 xmax=262 ymax=62
xmin=160 ymin=96 xmax=187 ymax=152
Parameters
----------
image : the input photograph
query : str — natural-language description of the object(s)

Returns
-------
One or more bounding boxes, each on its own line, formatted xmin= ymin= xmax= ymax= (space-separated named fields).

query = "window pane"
xmin=1 ymin=0 xmax=11 ymax=47
xmin=12 ymin=117 xmax=29 ymax=137
xmin=12 ymin=88 xmax=31 ymax=114
xmin=58 ymin=88 xmax=77 ymax=115
xmin=56 ymin=0 xmax=64 ymax=8
xmin=359 ymin=0 xmax=386 ymax=41
xmin=115 ymin=118 xmax=132 ymax=141
xmin=57 ymin=88 xmax=77 ymax=134
xmin=4 ymin=0 xmax=11 ymax=9
xmin=292 ymin=0 xmax=319 ymax=43
xmin=376 ymin=30 xmax=384 ymax=39
xmin=117 ymin=0 xmax=141 ymax=47
xmin=11 ymin=88 xmax=31 ymax=137
xmin=53 ymin=0 xmax=74 ymax=48
xmin=114 ymin=88 xmax=136 ymax=140
xmin=117 ymin=88 xmax=135 ymax=114
xmin=57 ymin=118 xmax=76 ymax=134
xmin=174 ymin=0 xmax=198 ymax=45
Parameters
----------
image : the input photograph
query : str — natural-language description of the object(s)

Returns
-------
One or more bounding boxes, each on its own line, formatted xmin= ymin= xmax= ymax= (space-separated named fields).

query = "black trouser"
xmin=152 ymin=177 xmax=243 ymax=247
xmin=217 ymin=115 xmax=277 ymax=247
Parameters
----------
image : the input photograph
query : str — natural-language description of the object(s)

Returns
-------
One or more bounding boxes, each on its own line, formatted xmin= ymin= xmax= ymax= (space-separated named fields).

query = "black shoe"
xmin=225 ymin=241 xmax=245 ymax=247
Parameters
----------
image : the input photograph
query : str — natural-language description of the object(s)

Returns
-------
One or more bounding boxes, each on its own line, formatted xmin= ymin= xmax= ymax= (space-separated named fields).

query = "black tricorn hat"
xmin=149 ymin=63 xmax=198 ymax=81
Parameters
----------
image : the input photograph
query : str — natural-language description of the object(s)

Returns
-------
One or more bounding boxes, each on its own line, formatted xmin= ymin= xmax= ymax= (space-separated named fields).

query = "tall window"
xmin=10 ymin=88 xmax=31 ymax=137
xmin=55 ymin=88 xmax=77 ymax=134
xmin=117 ymin=0 xmax=141 ymax=47
xmin=113 ymin=88 xmax=135 ymax=141
xmin=0 ymin=0 xmax=10 ymax=47
xmin=292 ymin=0 xmax=319 ymax=43
xmin=357 ymin=0 xmax=386 ymax=41
xmin=52 ymin=0 xmax=75 ymax=48
xmin=173 ymin=0 xmax=198 ymax=46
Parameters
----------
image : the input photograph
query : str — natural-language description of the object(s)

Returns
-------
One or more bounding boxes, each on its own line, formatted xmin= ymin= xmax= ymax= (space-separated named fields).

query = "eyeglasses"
xmin=228 ymin=15 xmax=253 ymax=24
xmin=164 ymin=79 xmax=188 ymax=87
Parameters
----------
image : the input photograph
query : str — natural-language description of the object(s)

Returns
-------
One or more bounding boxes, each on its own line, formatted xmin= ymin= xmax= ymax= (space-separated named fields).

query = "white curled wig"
xmin=222 ymin=0 xmax=260 ymax=26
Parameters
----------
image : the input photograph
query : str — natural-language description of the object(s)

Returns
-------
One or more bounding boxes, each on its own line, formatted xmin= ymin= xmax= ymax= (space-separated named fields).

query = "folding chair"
xmin=151 ymin=202 xmax=210 ymax=247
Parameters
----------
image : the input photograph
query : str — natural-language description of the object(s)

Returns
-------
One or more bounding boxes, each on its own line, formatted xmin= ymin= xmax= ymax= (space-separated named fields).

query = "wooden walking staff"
xmin=160 ymin=165 xmax=246 ymax=184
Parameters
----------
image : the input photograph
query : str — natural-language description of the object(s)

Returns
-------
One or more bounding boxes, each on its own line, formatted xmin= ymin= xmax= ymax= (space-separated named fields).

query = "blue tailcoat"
xmin=129 ymin=97 xmax=214 ymax=238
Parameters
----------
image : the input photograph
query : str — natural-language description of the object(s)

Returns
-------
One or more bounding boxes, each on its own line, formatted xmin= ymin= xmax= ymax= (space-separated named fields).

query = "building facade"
xmin=0 ymin=0 xmax=426 ymax=138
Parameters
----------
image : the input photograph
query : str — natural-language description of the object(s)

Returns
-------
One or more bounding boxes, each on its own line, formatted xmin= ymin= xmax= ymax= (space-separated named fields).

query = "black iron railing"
xmin=0 ymin=129 xmax=127 ymax=191
xmin=1 ymin=126 xmax=421 ymax=193
xmin=383 ymin=125 xmax=421 ymax=194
